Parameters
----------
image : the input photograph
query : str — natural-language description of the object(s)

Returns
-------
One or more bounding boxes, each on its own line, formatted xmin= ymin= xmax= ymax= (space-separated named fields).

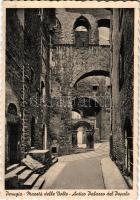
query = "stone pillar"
xmin=86 ymin=130 xmax=94 ymax=148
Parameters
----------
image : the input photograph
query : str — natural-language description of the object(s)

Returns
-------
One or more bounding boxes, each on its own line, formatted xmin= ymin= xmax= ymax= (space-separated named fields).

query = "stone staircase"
xmin=5 ymin=155 xmax=58 ymax=189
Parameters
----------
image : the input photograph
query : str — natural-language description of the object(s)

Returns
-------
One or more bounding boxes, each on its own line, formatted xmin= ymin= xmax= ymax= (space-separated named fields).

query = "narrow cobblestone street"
xmin=43 ymin=143 xmax=109 ymax=189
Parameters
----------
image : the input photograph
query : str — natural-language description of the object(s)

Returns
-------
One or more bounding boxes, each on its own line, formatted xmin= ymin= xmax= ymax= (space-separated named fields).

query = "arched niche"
xmin=73 ymin=16 xmax=91 ymax=47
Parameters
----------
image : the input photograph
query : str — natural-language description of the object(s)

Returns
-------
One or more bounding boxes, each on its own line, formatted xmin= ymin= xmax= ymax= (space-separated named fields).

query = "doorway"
xmin=124 ymin=118 xmax=133 ymax=178
xmin=31 ymin=117 xmax=36 ymax=147
xmin=72 ymin=122 xmax=94 ymax=149
xmin=8 ymin=122 xmax=20 ymax=165
xmin=77 ymin=127 xmax=86 ymax=148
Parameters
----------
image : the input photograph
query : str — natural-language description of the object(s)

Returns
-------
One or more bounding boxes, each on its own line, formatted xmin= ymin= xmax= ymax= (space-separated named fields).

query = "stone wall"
xmin=5 ymin=9 xmax=52 ymax=166
xmin=55 ymin=8 xmax=111 ymax=44
xmin=50 ymin=8 xmax=111 ymax=154
xmin=6 ymin=9 xmax=24 ymax=166
xmin=6 ymin=8 xmax=112 ymax=161
xmin=111 ymin=9 xmax=134 ymax=172
xmin=72 ymin=76 xmax=111 ymax=141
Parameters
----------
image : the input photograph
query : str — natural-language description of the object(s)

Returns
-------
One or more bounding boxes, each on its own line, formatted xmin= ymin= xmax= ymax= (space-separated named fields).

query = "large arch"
xmin=73 ymin=15 xmax=91 ymax=30
xmin=70 ymin=69 xmax=110 ymax=88
xmin=74 ymin=70 xmax=110 ymax=87
xmin=72 ymin=120 xmax=92 ymax=130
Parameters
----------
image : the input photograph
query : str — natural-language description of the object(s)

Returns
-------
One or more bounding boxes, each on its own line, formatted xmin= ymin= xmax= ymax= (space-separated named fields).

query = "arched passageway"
xmin=72 ymin=121 xmax=94 ymax=149
xmin=71 ymin=70 xmax=111 ymax=143
xmin=73 ymin=69 xmax=110 ymax=88
xmin=7 ymin=103 xmax=21 ymax=165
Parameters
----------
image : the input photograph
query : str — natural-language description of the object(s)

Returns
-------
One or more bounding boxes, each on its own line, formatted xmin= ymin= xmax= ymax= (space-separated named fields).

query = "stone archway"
xmin=70 ymin=69 xmax=110 ymax=88
xmin=7 ymin=103 xmax=21 ymax=165
xmin=72 ymin=121 xmax=94 ymax=148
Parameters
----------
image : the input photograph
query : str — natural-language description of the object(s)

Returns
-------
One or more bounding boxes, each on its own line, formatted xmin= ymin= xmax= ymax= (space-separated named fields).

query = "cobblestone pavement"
xmin=43 ymin=142 xmax=109 ymax=189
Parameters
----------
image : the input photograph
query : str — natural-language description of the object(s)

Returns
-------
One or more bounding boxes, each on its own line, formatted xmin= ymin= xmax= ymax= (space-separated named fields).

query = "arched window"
xmin=7 ymin=103 xmax=17 ymax=115
xmin=73 ymin=16 xmax=91 ymax=47
xmin=97 ymin=19 xmax=110 ymax=45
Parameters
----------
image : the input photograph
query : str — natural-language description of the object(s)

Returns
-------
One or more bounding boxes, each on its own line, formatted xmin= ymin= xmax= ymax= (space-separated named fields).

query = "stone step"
xmin=5 ymin=173 xmax=17 ymax=182
xmin=5 ymin=175 xmax=18 ymax=189
xmin=100 ymin=139 xmax=109 ymax=143
xmin=15 ymin=166 xmax=27 ymax=175
xmin=32 ymin=176 xmax=45 ymax=189
xmin=23 ymin=173 xmax=40 ymax=189
xmin=51 ymin=157 xmax=58 ymax=165
xmin=14 ymin=166 xmax=27 ymax=175
xmin=18 ymin=169 xmax=33 ymax=182
xmin=5 ymin=166 xmax=27 ymax=180
xmin=6 ymin=164 xmax=19 ymax=173
xmin=5 ymin=165 xmax=27 ymax=189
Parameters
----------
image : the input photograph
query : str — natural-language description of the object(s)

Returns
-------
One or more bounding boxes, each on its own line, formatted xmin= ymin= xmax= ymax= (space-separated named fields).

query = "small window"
xmin=52 ymin=147 xmax=57 ymax=153
xmin=92 ymin=85 xmax=99 ymax=92
xmin=7 ymin=103 xmax=17 ymax=115
xmin=97 ymin=19 xmax=110 ymax=45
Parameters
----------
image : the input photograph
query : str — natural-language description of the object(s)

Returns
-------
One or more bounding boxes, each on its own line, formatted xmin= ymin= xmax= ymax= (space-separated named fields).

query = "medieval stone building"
xmin=6 ymin=8 xmax=112 ymax=167
xmin=6 ymin=8 xmax=55 ymax=167
xmin=110 ymin=8 xmax=134 ymax=187
xmin=5 ymin=8 xmax=134 ymax=187
xmin=49 ymin=8 xmax=111 ymax=154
